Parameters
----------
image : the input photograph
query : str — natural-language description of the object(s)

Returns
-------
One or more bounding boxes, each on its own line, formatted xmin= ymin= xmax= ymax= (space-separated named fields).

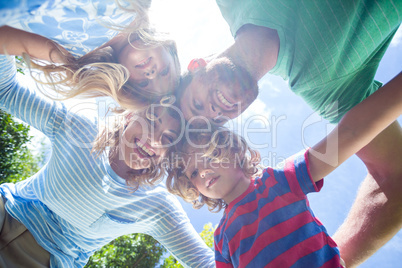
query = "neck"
xmin=221 ymin=24 xmax=280 ymax=81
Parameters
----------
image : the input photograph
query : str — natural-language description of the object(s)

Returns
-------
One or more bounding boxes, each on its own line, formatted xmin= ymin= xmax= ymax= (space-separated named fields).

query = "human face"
xmin=184 ymin=152 xmax=250 ymax=204
xmin=179 ymin=59 xmax=257 ymax=125
xmin=118 ymin=40 xmax=179 ymax=95
xmin=120 ymin=107 xmax=180 ymax=170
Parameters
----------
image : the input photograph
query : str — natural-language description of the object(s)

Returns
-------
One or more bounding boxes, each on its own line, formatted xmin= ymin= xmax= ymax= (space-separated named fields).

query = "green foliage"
xmin=85 ymin=223 xmax=216 ymax=268
xmin=85 ymin=233 xmax=166 ymax=268
xmin=160 ymin=255 xmax=183 ymax=268
xmin=199 ymin=222 xmax=215 ymax=249
xmin=0 ymin=110 xmax=44 ymax=183
xmin=161 ymin=223 xmax=216 ymax=268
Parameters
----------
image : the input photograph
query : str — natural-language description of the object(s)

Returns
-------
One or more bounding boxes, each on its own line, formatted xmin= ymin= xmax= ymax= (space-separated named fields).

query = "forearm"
xmin=0 ymin=26 xmax=70 ymax=63
xmin=309 ymin=72 xmax=402 ymax=181
xmin=334 ymin=119 xmax=402 ymax=267
xmin=334 ymin=72 xmax=401 ymax=162
xmin=334 ymin=171 xmax=402 ymax=267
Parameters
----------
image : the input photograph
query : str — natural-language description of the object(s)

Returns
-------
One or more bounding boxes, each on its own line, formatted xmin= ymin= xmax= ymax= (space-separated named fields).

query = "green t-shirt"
xmin=217 ymin=0 xmax=401 ymax=123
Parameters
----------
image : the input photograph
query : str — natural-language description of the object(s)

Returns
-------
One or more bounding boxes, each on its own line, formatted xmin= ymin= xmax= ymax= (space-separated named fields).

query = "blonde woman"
xmin=0 ymin=55 xmax=214 ymax=267
xmin=0 ymin=0 xmax=180 ymax=111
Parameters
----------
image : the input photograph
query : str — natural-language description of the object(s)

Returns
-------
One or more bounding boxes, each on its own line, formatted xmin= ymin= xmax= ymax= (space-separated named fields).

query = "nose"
xmin=139 ymin=129 xmax=162 ymax=159
xmin=148 ymin=130 xmax=166 ymax=154
xmin=145 ymin=65 xmax=157 ymax=79
xmin=209 ymin=103 xmax=223 ymax=120
xmin=150 ymin=134 xmax=162 ymax=148
xmin=200 ymin=169 xmax=214 ymax=179
xmin=149 ymin=140 xmax=165 ymax=158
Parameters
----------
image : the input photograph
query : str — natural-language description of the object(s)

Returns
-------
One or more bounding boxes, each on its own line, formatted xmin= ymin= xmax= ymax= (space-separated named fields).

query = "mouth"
xmin=134 ymin=138 xmax=155 ymax=158
xmin=216 ymin=90 xmax=238 ymax=110
xmin=207 ymin=176 xmax=220 ymax=188
xmin=135 ymin=57 xmax=152 ymax=69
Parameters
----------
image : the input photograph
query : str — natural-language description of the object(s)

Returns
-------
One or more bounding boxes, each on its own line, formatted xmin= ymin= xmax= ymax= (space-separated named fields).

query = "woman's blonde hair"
xmin=92 ymin=96 xmax=180 ymax=191
xmin=24 ymin=0 xmax=180 ymax=111
xmin=166 ymin=127 xmax=261 ymax=212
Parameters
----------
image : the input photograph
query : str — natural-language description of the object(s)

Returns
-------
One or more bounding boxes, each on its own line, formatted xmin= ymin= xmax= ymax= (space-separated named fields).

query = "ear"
xmin=187 ymin=58 xmax=207 ymax=73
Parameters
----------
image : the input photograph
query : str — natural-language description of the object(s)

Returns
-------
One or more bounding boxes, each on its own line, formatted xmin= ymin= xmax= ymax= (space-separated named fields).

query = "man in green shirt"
xmin=177 ymin=1 xmax=401 ymax=267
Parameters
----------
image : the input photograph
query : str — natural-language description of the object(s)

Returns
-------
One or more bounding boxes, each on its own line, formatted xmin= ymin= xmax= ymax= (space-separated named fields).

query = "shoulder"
xmin=257 ymin=149 xmax=322 ymax=196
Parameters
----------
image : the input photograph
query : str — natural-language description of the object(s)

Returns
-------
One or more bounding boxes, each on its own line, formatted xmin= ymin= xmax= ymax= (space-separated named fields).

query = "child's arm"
xmin=309 ymin=72 xmax=402 ymax=182
xmin=0 ymin=26 xmax=70 ymax=63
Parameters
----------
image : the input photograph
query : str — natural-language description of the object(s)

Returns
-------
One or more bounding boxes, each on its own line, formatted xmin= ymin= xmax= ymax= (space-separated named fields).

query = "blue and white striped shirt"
xmin=0 ymin=56 xmax=215 ymax=268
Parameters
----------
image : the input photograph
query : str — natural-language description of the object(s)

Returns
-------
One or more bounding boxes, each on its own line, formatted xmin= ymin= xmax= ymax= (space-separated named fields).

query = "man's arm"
xmin=0 ymin=26 xmax=70 ymax=63
xmin=308 ymin=72 xmax=402 ymax=182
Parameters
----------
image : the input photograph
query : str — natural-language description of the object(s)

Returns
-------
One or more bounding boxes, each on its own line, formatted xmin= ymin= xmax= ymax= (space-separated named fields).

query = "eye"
xmin=152 ymin=115 xmax=162 ymax=128
xmin=204 ymin=155 xmax=216 ymax=164
xmin=160 ymin=66 xmax=170 ymax=76
xmin=193 ymin=99 xmax=203 ymax=110
xmin=190 ymin=169 xmax=199 ymax=179
xmin=147 ymin=108 xmax=160 ymax=121
xmin=212 ymin=117 xmax=226 ymax=125
xmin=138 ymin=79 xmax=149 ymax=88
xmin=161 ymin=132 xmax=175 ymax=145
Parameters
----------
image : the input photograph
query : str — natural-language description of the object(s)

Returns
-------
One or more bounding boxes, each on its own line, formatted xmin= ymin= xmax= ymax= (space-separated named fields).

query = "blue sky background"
xmin=149 ymin=1 xmax=402 ymax=267
xmin=18 ymin=0 xmax=401 ymax=266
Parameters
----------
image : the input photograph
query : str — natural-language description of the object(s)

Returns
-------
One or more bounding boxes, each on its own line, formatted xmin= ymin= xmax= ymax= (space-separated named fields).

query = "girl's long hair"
xmin=24 ymin=0 xmax=180 ymax=112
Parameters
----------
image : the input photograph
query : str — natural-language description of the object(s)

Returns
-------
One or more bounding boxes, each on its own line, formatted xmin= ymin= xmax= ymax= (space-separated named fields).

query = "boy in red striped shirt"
xmin=167 ymin=73 xmax=401 ymax=267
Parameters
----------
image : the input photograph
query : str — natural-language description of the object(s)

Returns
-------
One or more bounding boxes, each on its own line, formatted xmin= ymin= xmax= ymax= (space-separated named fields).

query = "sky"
xmin=19 ymin=0 xmax=402 ymax=267
xmin=147 ymin=1 xmax=402 ymax=267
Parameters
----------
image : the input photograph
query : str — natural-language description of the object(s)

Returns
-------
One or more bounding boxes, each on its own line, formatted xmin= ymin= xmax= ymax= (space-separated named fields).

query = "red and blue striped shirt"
xmin=214 ymin=150 xmax=342 ymax=267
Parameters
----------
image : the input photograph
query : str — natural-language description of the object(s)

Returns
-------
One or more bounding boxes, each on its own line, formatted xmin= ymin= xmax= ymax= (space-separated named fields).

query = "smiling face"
xmin=179 ymin=58 xmax=258 ymax=125
xmin=184 ymin=150 xmax=250 ymax=204
xmin=118 ymin=40 xmax=180 ymax=95
xmin=119 ymin=106 xmax=180 ymax=170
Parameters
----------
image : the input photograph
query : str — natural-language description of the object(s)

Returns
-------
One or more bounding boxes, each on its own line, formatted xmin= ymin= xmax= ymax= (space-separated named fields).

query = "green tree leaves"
xmin=0 ymin=110 xmax=44 ymax=183
xmin=85 ymin=233 xmax=166 ymax=268
xmin=161 ymin=223 xmax=216 ymax=268
xmin=85 ymin=223 xmax=216 ymax=267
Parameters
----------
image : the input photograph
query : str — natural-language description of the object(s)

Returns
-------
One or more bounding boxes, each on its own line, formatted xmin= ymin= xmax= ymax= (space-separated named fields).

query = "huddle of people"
xmin=0 ymin=0 xmax=401 ymax=267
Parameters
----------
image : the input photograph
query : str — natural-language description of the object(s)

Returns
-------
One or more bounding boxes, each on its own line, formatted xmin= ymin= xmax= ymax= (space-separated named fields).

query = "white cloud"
xmin=232 ymin=98 xmax=272 ymax=129
xmin=259 ymin=77 xmax=281 ymax=93
xmin=245 ymin=98 xmax=270 ymax=116
xmin=390 ymin=25 xmax=402 ymax=47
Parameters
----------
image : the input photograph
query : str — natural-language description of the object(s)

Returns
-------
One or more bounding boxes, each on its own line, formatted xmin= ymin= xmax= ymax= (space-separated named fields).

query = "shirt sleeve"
xmin=150 ymin=195 xmax=215 ymax=268
xmin=215 ymin=237 xmax=233 ymax=268
xmin=262 ymin=149 xmax=323 ymax=198
xmin=285 ymin=149 xmax=323 ymax=197
xmin=0 ymin=55 xmax=66 ymax=142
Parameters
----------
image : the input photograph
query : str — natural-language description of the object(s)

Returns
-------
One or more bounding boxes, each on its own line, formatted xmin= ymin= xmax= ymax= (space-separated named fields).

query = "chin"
xmin=126 ymin=160 xmax=150 ymax=171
